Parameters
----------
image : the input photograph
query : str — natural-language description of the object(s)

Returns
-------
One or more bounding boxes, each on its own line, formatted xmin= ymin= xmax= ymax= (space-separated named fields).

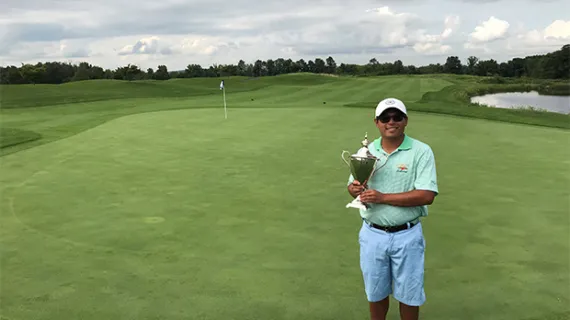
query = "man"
xmin=347 ymin=98 xmax=438 ymax=320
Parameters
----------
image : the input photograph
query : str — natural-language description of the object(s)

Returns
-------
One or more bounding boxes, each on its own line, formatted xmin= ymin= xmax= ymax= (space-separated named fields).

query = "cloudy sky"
xmin=1 ymin=0 xmax=569 ymax=70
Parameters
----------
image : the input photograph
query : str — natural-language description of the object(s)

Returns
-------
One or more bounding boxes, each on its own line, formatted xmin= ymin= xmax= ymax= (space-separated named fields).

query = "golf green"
xmin=1 ymin=102 xmax=568 ymax=319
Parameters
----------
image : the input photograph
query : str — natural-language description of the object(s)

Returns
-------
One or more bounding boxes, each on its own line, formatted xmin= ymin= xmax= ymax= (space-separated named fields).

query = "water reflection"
xmin=471 ymin=91 xmax=570 ymax=114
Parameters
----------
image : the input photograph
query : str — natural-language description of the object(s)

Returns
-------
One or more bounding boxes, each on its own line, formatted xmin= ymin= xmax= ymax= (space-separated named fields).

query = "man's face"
xmin=374 ymin=109 xmax=408 ymax=138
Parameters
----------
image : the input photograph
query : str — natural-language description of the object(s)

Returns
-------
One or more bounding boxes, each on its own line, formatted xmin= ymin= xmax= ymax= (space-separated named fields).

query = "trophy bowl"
xmin=341 ymin=133 xmax=379 ymax=210
xmin=342 ymin=153 xmax=377 ymax=185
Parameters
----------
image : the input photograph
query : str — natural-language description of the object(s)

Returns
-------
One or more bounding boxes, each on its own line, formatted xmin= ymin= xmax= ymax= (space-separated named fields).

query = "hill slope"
xmin=1 ymin=73 xmax=568 ymax=156
xmin=1 ymin=74 xmax=454 ymax=155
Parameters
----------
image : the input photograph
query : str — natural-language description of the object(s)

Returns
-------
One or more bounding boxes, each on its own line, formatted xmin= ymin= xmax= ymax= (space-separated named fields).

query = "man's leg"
xmin=390 ymin=223 xmax=426 ymax=320
xmin=359 ymin=222 xmax=392 ymax=320
xmin=399 ymin=302 xmax=419 ymax=320
xmin=369 ymin=297 xmax=389 ymax=320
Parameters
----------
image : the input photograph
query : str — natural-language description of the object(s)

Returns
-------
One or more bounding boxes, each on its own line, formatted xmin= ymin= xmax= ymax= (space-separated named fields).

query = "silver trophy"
xmin=341 ymin=133 xmax=379 ymax=210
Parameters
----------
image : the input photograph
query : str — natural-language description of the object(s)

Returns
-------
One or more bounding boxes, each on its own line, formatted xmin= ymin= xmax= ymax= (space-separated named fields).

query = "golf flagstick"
xmin=220 ymin=80 xmax=227 ymax=119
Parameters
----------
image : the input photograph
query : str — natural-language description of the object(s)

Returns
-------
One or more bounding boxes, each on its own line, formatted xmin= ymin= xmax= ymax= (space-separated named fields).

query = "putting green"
xmin=1 ymin=106 xmax=568 ymax=320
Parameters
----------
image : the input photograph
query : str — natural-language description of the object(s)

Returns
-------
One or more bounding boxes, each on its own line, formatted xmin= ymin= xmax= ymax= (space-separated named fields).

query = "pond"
xmin=471 ymin=91 xmax=570 ymax=114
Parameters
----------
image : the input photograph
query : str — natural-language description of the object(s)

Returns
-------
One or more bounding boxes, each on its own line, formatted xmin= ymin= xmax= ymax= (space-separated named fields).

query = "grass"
xmin=0 ymin=128 xmax=42 ymax=148
xmin=0 ymin=74 xmax=569 ymax=319
xmin=0 ymin=74 xmax=343 ymax=109
xmin=0 ymin=74 xmax=454 ymax=156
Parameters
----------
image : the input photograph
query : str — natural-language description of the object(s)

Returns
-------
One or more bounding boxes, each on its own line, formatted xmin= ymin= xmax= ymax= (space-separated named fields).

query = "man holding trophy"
xmin=343 ymin=98 xmax=438 ymax=320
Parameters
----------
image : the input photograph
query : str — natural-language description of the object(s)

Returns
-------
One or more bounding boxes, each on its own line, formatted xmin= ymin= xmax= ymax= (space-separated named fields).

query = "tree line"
xmin=1 ymin=45 xmax=568 ymax=85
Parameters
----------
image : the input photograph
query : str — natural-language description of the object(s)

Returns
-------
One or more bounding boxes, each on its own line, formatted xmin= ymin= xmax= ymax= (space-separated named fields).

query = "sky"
xmin=1 ymin=0 xmax=569 ymax=71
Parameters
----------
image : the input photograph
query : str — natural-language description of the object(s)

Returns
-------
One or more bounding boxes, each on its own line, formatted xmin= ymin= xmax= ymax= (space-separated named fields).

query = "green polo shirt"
xmin=347 ymin=134 xmax=438 ymax=226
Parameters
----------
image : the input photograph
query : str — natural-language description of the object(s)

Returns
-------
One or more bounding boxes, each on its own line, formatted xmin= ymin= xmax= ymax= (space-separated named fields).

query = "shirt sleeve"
xmin=414 ymin=147 xmax=438 ymax=194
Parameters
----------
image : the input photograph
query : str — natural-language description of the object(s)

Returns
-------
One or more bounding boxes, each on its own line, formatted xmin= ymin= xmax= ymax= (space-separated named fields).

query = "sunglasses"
xmin=376 ymin=114 xmax=406 ymax=123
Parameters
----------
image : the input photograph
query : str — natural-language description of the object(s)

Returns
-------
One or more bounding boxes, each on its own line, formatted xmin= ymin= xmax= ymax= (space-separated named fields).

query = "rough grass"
xmin=345 ymin=75 xmax=569 ymax=129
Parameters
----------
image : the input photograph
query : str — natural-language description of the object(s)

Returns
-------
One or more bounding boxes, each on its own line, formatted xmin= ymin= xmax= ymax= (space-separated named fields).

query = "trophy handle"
xmin=341 ymin=151 xmax=351 ymax=166
xmin=373 ymin=154 xmax=388 ymax=173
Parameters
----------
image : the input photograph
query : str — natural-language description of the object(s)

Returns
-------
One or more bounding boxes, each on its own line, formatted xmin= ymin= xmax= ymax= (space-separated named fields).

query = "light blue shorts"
xmin=358 ymin=220 xmax=426 ymax=306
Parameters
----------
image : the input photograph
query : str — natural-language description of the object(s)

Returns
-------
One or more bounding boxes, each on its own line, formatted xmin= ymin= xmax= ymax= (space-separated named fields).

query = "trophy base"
xmin=346 ymin=196 xmax=370 ymax=210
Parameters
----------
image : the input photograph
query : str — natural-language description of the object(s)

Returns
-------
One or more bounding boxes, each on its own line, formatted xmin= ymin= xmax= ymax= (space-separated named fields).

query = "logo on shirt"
xmin=396 ymin=164 xmax=408 ymax=173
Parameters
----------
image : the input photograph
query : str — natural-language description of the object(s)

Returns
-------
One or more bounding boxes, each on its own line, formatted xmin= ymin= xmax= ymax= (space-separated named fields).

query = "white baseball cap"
xmin=375 ymin=98 xmax=407 ymax=118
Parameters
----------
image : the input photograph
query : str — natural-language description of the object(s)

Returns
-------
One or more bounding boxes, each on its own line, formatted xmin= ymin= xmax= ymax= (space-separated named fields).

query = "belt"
xmin=363 ymin=218 xmax=418 ymax=233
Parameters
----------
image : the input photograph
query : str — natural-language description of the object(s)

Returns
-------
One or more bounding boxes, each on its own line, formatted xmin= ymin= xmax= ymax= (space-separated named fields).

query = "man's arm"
xmin=360 ymin=189 xmax=435 ymax=206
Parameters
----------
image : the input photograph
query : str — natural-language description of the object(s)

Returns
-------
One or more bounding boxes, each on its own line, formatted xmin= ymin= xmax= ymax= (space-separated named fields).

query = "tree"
xmin=237 ymin=60 xmax=246 ymax=76
xmin=444 ymin=56 xmax=462 ymax=74
xmin=314 ymin=58 xmax=326 ymax=73
xmin=510 ymin=58 xmax=526 ymax=77
xmin=325 ymin=56 xmax=337 ymax=74
xmin=467 ymin=56 xmax=478 ymax=75
xmin=185 ymin=64 xmax=204 ymax=78
xmin=114 ymin=64 xmax=143 ymax=81
xmin=282 ymin=59 xmax=293 ymax=74
xmin=275 ymin=58 xmax=285 ymax=75
xmin=418 ymin=63 xmax=444 ymax=74
xmin=498 ymin=62 xmax=512 ymax=77
xmin=266 ymin=59 xmax=276 ymax=76
xmin=0 ymin=66 xmax=26 ymax=84
xmin=393 ymin=60 xmax=404 ymax=74
xmin=295 ymin=59 xmax=307 ymax=72
xmin=1 ymin=45 xmax=568 ymax=84
xmin=72 ymin=66 xmax=90 ymax=81
xmin=252 ymin=60 xmax=263 ymax=77
xmin=19 ymin=63 xmax=46 ymax=84
xmin=307 ymin=60 xmax=315 ymax=73
xmin=475 ymin=59 xmax=499 ymax=76
xmin=338 ymin=63 xmax=358 ymax=75
xmin=154 ymin=65 xmax=170 ymax=80
xmin=406 ymin=65 xmax=418 ymax=74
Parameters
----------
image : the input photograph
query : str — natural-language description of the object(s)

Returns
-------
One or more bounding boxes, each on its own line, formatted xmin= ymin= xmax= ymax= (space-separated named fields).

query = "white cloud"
xmin=442 ymin=15 xmax=461 ymax=39
xmin=118 ymin=36 xmax=163 ymax=55
xmin=366 ymin=6 xmax=418 ymax=46
xmin=543 ymin=20 xmax=570 ymax=40
xmin=467 ymin=16 xmax=510 ymax=43
xmin=517 ymin=20 xmax=570 ymax=46
xmin=412 ymin=15 xmax=460 ymax=55
xmin=179 ymin=37 xmax=240 ymax=55
xmin=503 ymin=19 xmax=570 ymax=55
xmin=367 ymin=6 xmax=416 ymax=19
xmin=413 ymin=42 xmax=452 ymax=55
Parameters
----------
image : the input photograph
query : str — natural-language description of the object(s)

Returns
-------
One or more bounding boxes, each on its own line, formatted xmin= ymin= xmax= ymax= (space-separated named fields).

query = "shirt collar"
xmin=374 ymin=134 xmax=413 ymax=152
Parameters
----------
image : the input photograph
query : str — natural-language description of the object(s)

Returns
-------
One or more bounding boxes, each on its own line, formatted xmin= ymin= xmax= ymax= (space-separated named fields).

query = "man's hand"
xmin=347 ymin=180 xmax=366 ymax=198
xmin=359 ymin=189 xmax=384 ymax=204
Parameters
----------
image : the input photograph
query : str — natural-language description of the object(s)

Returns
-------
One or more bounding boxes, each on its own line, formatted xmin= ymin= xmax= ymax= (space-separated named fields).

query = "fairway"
xmin=1 ymin=75 xmax=569 ymax=320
